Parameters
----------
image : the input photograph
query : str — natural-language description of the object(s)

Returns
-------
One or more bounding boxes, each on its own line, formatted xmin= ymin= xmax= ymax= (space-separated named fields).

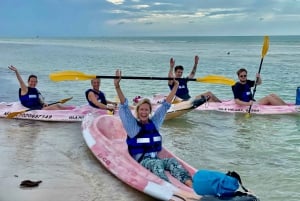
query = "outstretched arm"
xmin=114 ymin=69 xmax=125 ymax=104
xmin=165 ymin=79 xmax=179 ymax=103
xmin=168 ymin=58 xmax=175 ymax=86
xmin=8 ymin=65 xmax=28 ymax=95
xmin=187 ymin=55 xmax=199 ymax=79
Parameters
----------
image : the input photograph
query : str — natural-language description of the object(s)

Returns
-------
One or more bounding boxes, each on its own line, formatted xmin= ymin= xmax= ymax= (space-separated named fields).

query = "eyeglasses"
xmin=239 ymin=74 xmax=247 ymax=78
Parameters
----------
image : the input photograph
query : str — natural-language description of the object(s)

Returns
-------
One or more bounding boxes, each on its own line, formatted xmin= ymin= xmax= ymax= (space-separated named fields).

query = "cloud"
xmin=106 ymin=0 xmax=124 ymax=5
xmin=131 ymin=4 xmax=150 ymax=9
xmin=1 ymin=0 xmax=300 ymax=37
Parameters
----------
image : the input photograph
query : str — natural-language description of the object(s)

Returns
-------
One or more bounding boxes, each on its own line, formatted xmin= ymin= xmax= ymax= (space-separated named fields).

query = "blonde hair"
xmin=135 ymin=98 xmax=152 ymax=118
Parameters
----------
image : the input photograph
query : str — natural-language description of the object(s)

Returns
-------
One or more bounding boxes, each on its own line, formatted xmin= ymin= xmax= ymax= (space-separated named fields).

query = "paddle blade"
xmin=196 ymin=75 xmax=235 ymax=86
xmin=245 ymin=112 xmax=251 ymax=118
xmin=49 ymin=71 xmax=96 ymax=82
xmin=6 ymin=109 xmax=28 ymax=119
xmin=261 ymin=36 xmax=269 ymax=58
xmin=58 ymin=97 xmax=73 ymax=104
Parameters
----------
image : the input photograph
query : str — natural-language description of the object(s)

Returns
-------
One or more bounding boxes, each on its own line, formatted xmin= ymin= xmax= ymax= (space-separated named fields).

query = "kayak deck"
xmin=196 ymin=100 xmax=300 ymax=115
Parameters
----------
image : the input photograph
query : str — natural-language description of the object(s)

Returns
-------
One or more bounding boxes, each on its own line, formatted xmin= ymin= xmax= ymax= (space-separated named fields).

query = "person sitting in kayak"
xmin=8 ymin=65 xmax=69 ymax=110
xmin=114 ymin=69 xmax=193 ymax=187
xmin=232 ymin=68 xmax=287 ymax=106
xmin=85 ymin=78 xmax=117 ymax=112
xmin=168 ymin=56 xmax=221 ymax=102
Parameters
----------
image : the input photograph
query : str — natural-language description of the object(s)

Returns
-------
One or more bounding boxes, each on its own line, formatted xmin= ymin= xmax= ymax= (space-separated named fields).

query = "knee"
xmin=153 ymin=160 xmax=165 ymax=169
xmin=167 ymin=158 xmax=181 ymax=169
xmin=268 ymin=93 xmax=280 ymax=99
xmin=168 ymin=157 xmax=179 ymax=165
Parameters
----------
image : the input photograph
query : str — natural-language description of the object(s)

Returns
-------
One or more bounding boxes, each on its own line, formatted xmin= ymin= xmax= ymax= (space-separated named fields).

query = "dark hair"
xmin=174 ymin=65 xmax=184 ymax=72
xmin=28 ymin=74 xmax=38 ymax=82
xmin=236 ymin=68 xmax=247 ymax=76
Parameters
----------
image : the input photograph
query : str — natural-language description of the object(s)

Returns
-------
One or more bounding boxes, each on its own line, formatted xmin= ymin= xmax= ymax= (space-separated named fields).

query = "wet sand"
xmin=0 ymin=119 xmax=155 ymax=201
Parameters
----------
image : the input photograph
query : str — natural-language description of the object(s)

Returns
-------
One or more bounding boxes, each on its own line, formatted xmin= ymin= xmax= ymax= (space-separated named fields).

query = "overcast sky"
xmin=0 ymin=0 xmax=299 ymax=37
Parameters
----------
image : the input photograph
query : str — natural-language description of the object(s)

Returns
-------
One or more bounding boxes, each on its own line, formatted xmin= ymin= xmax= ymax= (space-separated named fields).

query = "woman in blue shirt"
xmin=114 ymin=69 xmax=193 ymax=187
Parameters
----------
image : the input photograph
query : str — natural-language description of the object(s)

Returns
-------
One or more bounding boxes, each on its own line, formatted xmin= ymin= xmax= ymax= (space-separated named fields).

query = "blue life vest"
xmin=127 ymin=120 xmax=162 ymax=156
xmin=19 ymin=87 xmax=43 ymax=109
xmin=296 ymin=86 xmax=300 ymax=105
xmin=232 ymin=81 xmax=254 ymax=102
xmin=169 ymin=78 xmax=190 ymax=100
xmin=85 ymin=89 xmax=107 ymax=108
xmin=193 ymin=170 xmax=239 ymax=197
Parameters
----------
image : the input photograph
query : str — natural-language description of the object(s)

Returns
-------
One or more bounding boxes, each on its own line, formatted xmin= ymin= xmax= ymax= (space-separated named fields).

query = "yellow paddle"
xmin=246 ymin=36 xmax=269 ymax=117
xmin=6 ymin=97 xmax=73 ymax=119
xmin=49 ymin=70 xmax=235 ymax=86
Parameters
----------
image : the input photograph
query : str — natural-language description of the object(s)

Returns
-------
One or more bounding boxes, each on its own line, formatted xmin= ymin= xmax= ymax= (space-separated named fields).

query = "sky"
xmin=0 ymin=0 xmax=299 ymax=37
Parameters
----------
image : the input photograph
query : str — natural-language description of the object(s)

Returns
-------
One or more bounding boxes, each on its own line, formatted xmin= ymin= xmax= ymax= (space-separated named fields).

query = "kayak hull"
xmin=196 ymin=100 xmax=300 ymax=115
xmin=0 ymin=97 xmax=203 ymax=122
xmin=0 ymin=102 xmax=108 ymax=122
xmin=82 ymin=114 xmax=260 ymax=201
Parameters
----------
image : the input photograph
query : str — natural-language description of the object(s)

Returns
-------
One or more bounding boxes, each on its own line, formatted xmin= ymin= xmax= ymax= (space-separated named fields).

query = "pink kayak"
xmin=82 ymin=114 xmax=259 ymax=201
xmin=0 ymin=101 xmax=109 ymax=122
xmin=0 ymin=97 xmax=204 ymax=122
xmin=196 ymin=99 xmax=300 ymax=115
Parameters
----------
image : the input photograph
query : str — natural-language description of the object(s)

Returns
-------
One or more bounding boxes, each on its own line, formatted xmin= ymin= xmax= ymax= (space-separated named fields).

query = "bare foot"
xmin=184 ymin=179 xmax=193 ymax=187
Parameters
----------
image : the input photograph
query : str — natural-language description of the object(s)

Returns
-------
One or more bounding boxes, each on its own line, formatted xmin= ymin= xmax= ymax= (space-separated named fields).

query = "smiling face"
xmin=175 ymin=69 xmax=183 ymax=78
xmin=135 ymin=99 xmax=152 ymax=123
xmin=238 ymin=70 xmax=247 ymax=84
xmin=91 ymin=78 xmax=100 ymax=90
xmin=236 ymin=68 xmax=248 ymax=84
xmin=174 ymin=66 xmax=184 ymax=78
xmin=27 ymin=75 xmax=38 ymax=88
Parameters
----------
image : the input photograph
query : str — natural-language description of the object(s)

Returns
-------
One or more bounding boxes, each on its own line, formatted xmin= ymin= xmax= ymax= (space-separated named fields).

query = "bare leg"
xmin=43 ymin=104 xmax=70 ymax=110
xmin=196 ymin=91 xmax=221 ymax=103
xmin=184 ymin=179 xmax=193 ymax=187
xmin=258 ymin=93 xmax=287 ymax=105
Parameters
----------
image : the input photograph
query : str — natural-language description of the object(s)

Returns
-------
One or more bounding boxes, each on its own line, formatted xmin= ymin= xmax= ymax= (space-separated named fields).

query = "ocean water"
xmin=0 ymin=36 xmax=299 ymax=201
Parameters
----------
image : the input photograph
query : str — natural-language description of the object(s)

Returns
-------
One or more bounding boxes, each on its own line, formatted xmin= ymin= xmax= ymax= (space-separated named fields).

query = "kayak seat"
xmin=96 ymin=115 xmax=127 ymax=141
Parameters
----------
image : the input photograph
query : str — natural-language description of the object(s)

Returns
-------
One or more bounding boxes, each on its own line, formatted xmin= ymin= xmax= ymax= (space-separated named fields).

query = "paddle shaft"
xmin=95 ymin=75 xmax=197 ymax=81
xmin=248 ymin=57 xmax=264 ymax=113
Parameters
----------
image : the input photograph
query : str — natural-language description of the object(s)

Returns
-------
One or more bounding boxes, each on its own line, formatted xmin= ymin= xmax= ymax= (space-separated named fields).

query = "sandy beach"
xmin=0 ymin=119 xmax=155 ymax=201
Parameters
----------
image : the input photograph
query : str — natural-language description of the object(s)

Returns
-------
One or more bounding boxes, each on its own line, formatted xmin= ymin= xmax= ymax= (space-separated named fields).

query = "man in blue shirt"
xmin=168 ymin=56 xmax=221 ymax=102
xmin=232 ymin=68 xmax=287 ymax=106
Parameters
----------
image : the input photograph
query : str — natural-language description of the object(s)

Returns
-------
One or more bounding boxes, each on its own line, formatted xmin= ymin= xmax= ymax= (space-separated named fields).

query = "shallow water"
xmin=0 ymin=36 xmax=300 ymax=201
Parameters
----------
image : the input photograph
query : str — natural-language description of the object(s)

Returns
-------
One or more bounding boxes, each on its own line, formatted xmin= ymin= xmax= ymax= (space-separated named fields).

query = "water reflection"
xmin=3 ymin=119 xmax=41 ymax=164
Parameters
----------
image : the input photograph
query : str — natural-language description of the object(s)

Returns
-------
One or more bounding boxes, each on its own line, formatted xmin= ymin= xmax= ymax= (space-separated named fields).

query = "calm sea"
xmin=0 ymin=36 xmax=299 ymax=201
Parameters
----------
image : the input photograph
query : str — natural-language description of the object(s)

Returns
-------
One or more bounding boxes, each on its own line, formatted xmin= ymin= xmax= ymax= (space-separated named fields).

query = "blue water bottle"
xmin=296 ymin=87 xmax=300 ymax=105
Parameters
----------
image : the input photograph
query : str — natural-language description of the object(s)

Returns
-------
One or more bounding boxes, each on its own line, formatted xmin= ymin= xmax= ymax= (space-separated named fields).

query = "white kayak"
xmin=82 ymin=114 xmax=259 ymax=201
xmin=196 ymin=99 xmax=300 ymax=115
